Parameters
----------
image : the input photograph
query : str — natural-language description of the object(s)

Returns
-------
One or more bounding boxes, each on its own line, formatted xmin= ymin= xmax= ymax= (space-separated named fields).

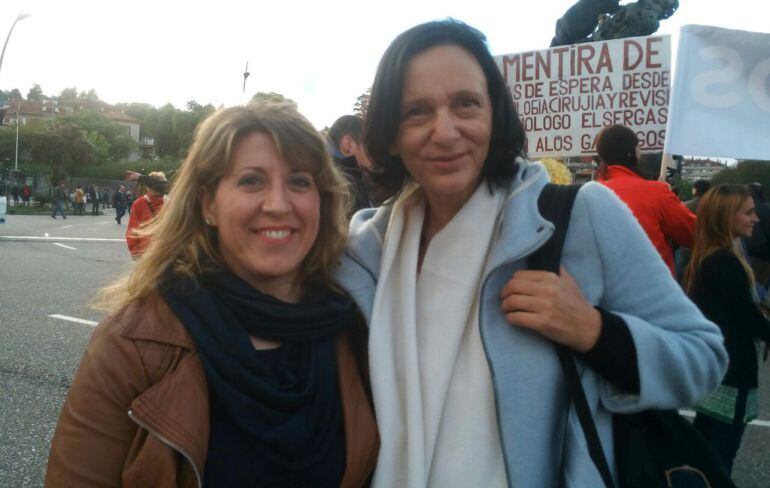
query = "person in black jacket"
xmin=327 ymin=115 xmax=374 ymax=215
xmin=745 ymin=182 xmax=770 ymax=290
xmin=684 ymin=184 xmax=770 ymax=475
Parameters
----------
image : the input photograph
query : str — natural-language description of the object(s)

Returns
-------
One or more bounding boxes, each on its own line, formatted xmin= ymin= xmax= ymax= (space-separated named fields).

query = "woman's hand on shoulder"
xmin=500 ymin=266 xmax=601 ymax=352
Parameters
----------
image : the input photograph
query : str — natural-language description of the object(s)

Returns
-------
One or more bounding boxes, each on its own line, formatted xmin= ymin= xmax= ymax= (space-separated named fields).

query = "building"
xmin=1 ymin=98 xmax=152 ymax=160
xmin=680 ymin=158 xmax=726 ymax=182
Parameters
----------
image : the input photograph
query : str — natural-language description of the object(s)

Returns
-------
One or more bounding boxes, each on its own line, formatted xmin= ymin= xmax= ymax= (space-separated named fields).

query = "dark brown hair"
xmin=595 ymin=125 xmax=639 ymax=166
xmin=364 ymin=19 xmax=526 ymax=200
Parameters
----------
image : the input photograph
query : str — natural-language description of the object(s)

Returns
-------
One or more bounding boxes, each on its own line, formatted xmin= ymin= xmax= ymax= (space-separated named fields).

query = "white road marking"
xmin=53 ymin=242 xmax=77 ymax=250
xmin=48 ymin=314 xmax=98 ymax=327
xmin=0 ymin=235 xmax=123 ymax=242
xmin=680 ymin=409 xmax=770 ymax=428
xmin=60 ymin=225 xmax=73 ymax=229
xmin=99 ymin=221 xmax=112 ymax=224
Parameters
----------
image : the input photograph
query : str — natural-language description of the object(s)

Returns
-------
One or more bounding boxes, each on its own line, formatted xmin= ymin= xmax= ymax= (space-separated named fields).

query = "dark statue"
xmin=551 ymin=0 xmax=679 ymax=46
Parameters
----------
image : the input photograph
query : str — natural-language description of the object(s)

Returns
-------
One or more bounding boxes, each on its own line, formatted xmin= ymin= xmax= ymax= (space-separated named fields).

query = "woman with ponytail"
xmin=685 ymin=184 xmax=770 ymax=475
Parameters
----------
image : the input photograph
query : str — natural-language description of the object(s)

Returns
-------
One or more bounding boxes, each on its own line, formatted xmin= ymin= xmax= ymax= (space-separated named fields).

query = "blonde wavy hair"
xmin=684 ymin=184 xmax=755 ymax=294
xmin=94 ymin=102 xmax=351 ymax=312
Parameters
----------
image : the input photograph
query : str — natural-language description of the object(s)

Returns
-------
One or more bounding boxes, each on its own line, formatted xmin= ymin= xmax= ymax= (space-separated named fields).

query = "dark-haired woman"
xmin=335 ymin=19 xmax=727 ymax=486
xmin=685 ymin=184 xmax=770 ymax=475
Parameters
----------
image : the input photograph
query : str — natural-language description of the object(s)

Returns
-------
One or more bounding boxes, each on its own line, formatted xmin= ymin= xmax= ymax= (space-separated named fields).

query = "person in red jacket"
xmin=126 ymin=171 xmax=167 ymax=258
xmin=596 ymin=125 xmax=695 ymax=276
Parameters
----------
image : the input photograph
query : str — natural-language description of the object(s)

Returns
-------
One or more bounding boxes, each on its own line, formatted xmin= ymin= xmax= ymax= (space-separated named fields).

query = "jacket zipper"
xmin=477 ymin=230 xmax=553 ymax=487
xmin=128 ymin=409 xmax=202 ymax=488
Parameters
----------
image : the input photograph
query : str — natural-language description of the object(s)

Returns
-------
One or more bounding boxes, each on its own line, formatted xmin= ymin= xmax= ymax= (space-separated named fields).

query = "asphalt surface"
xmin=1 ymin=210 xmax=131 ymax=487
xmin=1 ymin=210 xmax=769 ymax=486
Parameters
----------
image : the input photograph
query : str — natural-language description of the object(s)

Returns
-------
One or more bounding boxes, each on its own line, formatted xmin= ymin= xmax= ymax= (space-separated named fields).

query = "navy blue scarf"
xmin=161 ymin=270 xmax=356 ymax=483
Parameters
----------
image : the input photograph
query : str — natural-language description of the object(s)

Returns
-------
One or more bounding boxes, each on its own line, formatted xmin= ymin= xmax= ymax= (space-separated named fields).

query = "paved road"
xmin=1 ymin=211 xmax=131 ymax=487
xmin=1 ymin=212 xmax=769 ymax=486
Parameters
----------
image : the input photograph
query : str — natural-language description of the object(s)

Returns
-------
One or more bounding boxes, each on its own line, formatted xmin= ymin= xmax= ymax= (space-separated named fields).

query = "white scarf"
xmin=370 ymin=183 xmax=508 ymax=488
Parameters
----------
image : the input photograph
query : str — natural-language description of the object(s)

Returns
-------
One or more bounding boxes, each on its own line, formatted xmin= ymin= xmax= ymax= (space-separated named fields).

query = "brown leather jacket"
xmin=45 ymin=294 xmax=379 ymax=487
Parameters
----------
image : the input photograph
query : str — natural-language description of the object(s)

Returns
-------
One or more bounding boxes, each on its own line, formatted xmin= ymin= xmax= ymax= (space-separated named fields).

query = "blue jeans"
xmin=51 ymin=201 xmax=66 ymax=218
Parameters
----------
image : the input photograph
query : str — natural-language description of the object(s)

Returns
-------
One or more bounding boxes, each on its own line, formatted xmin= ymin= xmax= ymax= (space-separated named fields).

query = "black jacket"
xmin=746 ymin=202 xmax=770 ymax=260
xmin=690 ymin=249 xmax=770 ymax=388
xmin=334 ymin=155 xmax=370 ymax=217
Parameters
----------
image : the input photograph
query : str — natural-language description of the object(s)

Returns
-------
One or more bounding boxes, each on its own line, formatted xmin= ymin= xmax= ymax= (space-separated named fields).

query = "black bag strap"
xmin=532 ymin=183 xmax=617 ymax=488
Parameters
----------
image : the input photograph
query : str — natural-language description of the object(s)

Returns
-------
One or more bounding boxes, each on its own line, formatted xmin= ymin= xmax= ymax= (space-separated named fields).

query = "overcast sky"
xmin=0 ymin=0 xmax=765 ymax=129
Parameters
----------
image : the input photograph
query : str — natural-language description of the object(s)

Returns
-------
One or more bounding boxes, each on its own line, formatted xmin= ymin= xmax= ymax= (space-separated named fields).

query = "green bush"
xmin=33 ymin=192 xmax=51 ymax=206
xmin=712 ymin=160 xmax=770 ymax=189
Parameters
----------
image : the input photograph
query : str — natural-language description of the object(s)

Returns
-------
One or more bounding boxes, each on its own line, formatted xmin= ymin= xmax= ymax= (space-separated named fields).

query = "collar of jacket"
xmin=604 ymin=164 xmax=643 ymax=181
xmin=119 ymin=297 xmax=208 ymax=485
xmin=144 ymin=193 xmax=165 ymax=204
xmin=342 ymin=160 xmax=554 ymax=283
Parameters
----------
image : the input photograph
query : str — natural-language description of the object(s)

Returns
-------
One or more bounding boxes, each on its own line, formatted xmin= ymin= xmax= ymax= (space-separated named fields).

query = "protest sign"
xmin=496 ymin=35 xmax=671 ymax=158
xmin=665 ymin=25 xmax=770 ymax=160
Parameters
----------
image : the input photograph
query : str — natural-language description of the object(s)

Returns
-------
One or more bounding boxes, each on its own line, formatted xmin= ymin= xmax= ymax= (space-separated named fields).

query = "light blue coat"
xmin=334 ymin=161 xmax=728 ymax=487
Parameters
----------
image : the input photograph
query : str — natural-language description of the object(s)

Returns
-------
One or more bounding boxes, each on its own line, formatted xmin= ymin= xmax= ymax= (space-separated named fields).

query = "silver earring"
xmin=205 ymin=218 xmax=211 ymax=225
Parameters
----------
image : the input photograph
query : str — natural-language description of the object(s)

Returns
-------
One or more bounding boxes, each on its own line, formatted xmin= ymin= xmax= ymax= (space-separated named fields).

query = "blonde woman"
xmin=46 ymin=102 xmax=378 ymax=487
xmin=685 ymin=184 xmax=770 ymax=475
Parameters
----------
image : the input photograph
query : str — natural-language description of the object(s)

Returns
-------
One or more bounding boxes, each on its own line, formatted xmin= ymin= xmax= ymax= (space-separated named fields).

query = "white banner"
xmin=495 ymin=35 xmax=671 ymax=158
xmin=665 ymin=25 xmax=770 ymax=160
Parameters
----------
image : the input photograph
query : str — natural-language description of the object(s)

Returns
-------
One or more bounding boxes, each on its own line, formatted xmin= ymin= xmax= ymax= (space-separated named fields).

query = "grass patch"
xmin=6 ymin=205 xmax=109 ymax=216
xmin=6 ymin=204 xmax=51 ymax=215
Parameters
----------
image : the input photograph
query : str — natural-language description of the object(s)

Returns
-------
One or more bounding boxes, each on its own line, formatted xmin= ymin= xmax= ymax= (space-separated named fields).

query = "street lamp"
xmin=0 ymin=11 xmax=30 ymax=77
xmin=15 ymin=102 xmax=20 ymax=170
xmin=0 ymin=12 xmax=31 ymax=171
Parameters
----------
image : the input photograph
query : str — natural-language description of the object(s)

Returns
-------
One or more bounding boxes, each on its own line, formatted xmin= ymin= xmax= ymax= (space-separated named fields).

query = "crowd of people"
xmin=593 ymin=124 xmax=770 ymax=477
xmin=42 ymin=18 xmax=768 ymax=488
xmin=46 ymin=182 xmax=137 ymax=219
xmin=6 ymin=183 xmax=32 ymax=206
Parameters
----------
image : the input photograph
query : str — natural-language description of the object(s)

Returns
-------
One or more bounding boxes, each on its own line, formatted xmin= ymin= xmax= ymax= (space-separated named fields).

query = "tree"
xmin=712 ymin=161 xmax=770 ymax=190
xmin=674 ymin=177 xmax=692 ymax=201
xmin=59 ymin=87 xmax=78 ymax=101
xmin=186 ymin=99 xmax=216 ymax=123
xmin=174 ymin=101 xmax=216 ymax=156
xmin=8 ymin=88 xmax=22 ymax=100
xmin=0 ymin=123 xmax=36 ymax=164
xmin=26 ymin=84 xmax=43 ymax=102
xmin=114 ymin=102 xmax=159 ymax=138
xmin=353 ymin=88 xmax=371 ymax=118
xmin=77 ymin=89 xmax=99 ymax=102
xmin=27 ymin=121 xmax=94 ymax=181
xmin=110 ymin=134 xmax=138 ymax=160
xmin=59 ymin=111 xmax=137 ymax=161
xmin=250 ymin=91 xmax=297 ymax=108
xmin=86 ymin=131 xmax=111 ymax=162
xmin=154 ymin=104 xmax=180 ymax=158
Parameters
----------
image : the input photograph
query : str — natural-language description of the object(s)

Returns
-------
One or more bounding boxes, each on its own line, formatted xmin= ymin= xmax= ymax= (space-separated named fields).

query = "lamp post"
xmin=0 ymin=12 xmax=30 ymax=77
xmin=14 ymin=102 xmax=19 ymax=170
xmin=1 ymin=11 xmax=30 ymax=172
